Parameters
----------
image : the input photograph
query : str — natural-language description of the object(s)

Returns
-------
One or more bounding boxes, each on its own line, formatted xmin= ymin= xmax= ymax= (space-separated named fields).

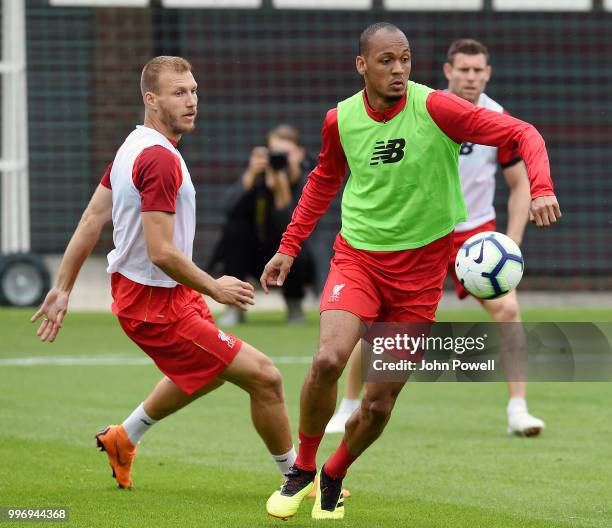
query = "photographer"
xmin=210 ymin=124 xmax=315 ymax=325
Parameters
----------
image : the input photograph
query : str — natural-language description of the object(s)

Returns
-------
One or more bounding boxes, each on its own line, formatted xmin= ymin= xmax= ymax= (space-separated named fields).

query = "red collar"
xmin=167 ymin=137 xmax=179 ymax=147
xmin=362 ymin=88 xmax=407 ymax=123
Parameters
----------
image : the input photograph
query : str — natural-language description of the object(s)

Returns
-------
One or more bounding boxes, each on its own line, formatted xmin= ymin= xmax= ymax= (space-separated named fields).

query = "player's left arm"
xmin=502 ymin=161 xmax=530 ymax=245
xmin=31 ymin=184 xmax=113 ymax=342
xmin=427 ymin=91 xmax=561 ymax=228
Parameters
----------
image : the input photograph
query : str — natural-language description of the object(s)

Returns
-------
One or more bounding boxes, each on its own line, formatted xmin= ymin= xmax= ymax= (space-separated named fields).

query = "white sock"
xmin=122 ymin=403 xmax=158 ymax=445
xmin=338 ymin=398 xmax=360 ymax=415
xmin=273 ymin=446 xmax=297 ymax=476
xmin=507 ymin=397 xmax=528 ymax=416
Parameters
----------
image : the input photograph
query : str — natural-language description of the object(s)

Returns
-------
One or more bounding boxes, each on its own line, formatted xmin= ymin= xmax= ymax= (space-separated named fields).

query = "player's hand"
xmin=260 ymin=253 xmax=294 ymax=294
xmin=31 ymin=287 xmax=69 ymax=343
xmin=214 ymin=275 xmax=255 ymax=311
xmin=529 ymin=195 xmax=561 ymax=227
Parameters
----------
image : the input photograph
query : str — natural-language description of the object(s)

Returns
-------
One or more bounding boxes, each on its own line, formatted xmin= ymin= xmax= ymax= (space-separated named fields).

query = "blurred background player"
xmin=31 ymin=56 xmax=297 ymax=492
xmin=261 ymin=23 xmax=560 ymax=520
xmin=209 ymin=125 xmax=315 ymax=325
xmin=326 ymin=38 xmax=546 ymax=438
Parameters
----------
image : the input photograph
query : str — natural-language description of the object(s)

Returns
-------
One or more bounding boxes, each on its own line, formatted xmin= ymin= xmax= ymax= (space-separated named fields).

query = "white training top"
xmin=454 ymin=93 xmax=504 ymax=233
xmin=106 ymin=125 xmax=196 ymax=287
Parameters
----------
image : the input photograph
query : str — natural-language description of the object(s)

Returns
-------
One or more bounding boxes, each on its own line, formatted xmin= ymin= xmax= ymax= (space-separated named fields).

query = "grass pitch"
xmin=1 ymin=307 xmax=611 ymax=527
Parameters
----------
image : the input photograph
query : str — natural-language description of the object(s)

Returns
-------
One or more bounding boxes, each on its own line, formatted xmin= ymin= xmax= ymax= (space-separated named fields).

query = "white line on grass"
xmin=0 ymin=355 xmax=313 ymax=367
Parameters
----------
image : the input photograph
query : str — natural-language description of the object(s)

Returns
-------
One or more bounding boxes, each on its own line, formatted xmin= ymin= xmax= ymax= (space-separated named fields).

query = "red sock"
xmin=295 ymin=430 xmax=324 ymax=471
xmin=324 ymin=441 xmax=358 ymax=479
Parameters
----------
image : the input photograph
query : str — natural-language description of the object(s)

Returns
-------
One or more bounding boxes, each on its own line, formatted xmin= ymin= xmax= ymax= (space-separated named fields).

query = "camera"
xmin=268 ymin=150 xmax=289 ymax=171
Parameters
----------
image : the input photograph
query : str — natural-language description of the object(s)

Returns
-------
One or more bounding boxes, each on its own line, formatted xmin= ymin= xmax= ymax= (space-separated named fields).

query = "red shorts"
xmin=448 ymin=219 xmax=497 ymax=299
xmin=320 ymin=233 xmax=454 ymax=323
xmin=118 ymin=295 xmax=242 ymax=395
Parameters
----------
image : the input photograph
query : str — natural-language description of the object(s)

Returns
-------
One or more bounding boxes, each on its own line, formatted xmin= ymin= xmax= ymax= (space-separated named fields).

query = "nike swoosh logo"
xmin=140 ymin=418 xmax=153 ymax=426
xmin=473 ymin=240 xmax=486 ymax=264
xmin=277 ymin=458 xmax=287 ymax=462
xmin=115 ymin=435 xmax=125 ymax=466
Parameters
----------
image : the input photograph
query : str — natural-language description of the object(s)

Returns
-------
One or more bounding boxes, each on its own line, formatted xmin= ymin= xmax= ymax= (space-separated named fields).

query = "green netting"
xmin=25 ymin=3 xmax=612 ymax=277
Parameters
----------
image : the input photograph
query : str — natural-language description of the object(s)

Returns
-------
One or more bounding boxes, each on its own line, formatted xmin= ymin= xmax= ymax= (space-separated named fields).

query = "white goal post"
xmin=1 ymin=0 xmax=30 ymax=254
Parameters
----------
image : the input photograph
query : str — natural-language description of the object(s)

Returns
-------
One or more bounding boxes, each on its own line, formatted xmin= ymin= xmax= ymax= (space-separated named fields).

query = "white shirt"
xmin=454 ymin=93 xmax=514 ymax=233
xmin=106 ymin=126 xmax=196 ymax=287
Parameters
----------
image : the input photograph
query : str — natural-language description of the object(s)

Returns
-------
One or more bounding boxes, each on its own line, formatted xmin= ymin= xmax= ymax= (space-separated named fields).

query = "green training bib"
xmin=337 ymin=81 xmax=467 ymax=250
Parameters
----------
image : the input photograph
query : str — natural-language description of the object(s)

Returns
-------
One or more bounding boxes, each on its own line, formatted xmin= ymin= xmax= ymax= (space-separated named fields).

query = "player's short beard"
xmin=160 ymin=105 xmax=194 ymax=136
xmin=385 ymin=93 xmax=404 ymax=105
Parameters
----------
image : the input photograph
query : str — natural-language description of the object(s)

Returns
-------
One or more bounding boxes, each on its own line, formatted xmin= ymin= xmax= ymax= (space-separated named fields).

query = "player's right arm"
xmin=260 ymin=109 xmax=347 ymax=292
xmin=141 ymin=211 xmax=254 ymax=310
xmin=132 ymin=145 xmax=253 ymax=310
xmin=426 ymin=90 xmax=561 ymax=228
xmin=31 ymin=183 xmax=113 ymax=342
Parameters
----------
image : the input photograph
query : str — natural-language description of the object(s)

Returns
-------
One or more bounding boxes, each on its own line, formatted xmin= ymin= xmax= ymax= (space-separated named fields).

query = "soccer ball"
xmin=455 ymin=231 xmax=524 ymax=299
